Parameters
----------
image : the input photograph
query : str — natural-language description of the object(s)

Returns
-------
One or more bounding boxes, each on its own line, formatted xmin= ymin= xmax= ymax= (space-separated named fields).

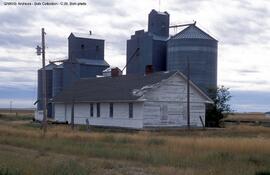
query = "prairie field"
xmin=226 ymin=113 xmax=269 ymax=121
xmin=0 ymin=111 xmax=270 ymax=175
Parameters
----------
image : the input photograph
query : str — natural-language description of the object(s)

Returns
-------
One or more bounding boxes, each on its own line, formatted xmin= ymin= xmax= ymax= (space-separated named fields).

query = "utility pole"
xmin=36 ymin=28 xmax=47 ymax=135
xmin=187 ymin=57 xmax=190 ymax=129
xmin=41 ymin=28 xmax=47 ymax=134
xmin=70 ymin=59 xmax=77 ymax=130
xmin=67 ymin=54 xmax=80 ymax=130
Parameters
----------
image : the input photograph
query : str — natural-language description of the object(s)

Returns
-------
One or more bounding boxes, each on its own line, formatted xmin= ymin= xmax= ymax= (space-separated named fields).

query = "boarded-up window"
xmin=90 ymin=103 xmax=93 ymax=117
xmin=161 ymin=105 xmax=168 ymax=121
xmin=110 ymin=103 xmax=113 ymax=118
xmin=129 ymin=103 xmax=133 ymax=118
xmin=97 ymin=103 xmax=100 ymax=117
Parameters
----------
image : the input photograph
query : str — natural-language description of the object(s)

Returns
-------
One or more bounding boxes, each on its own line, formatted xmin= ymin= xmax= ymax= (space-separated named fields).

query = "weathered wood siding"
xmin=54 ymin=102 xmax=144 ymax=129
xmin=54 ymin=104 xmax=65 ymax=121
xmin=54 ymin=104 xmax=71 ymax=122
xmin=141 ymin=74 xmax=206 ymax=127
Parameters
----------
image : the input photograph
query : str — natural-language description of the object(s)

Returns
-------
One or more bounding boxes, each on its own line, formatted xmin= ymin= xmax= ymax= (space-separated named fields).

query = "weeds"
xmin=256 ymin=172 xmax=270 ymax=175
xmin=1 ymin=114 xmax=270 ymax=175
xmin=0 ymin=167 xmax=21 ymax=175
xmin=145 ymin=137 xmax=165 ymax=145
xmin=50 ymin=160 xmax=90 ymax=175
xmin=0 ymin=113 xmax=32 ymax=122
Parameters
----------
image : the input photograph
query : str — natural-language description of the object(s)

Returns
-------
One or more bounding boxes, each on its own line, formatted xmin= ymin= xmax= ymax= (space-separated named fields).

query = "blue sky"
xmin=0 ymin=0 xmax=269 ymax=112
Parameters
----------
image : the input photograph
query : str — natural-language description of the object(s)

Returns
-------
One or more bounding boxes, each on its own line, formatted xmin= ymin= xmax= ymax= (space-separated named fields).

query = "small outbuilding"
xmin=53 ymin=71 xmax=213 ymax=129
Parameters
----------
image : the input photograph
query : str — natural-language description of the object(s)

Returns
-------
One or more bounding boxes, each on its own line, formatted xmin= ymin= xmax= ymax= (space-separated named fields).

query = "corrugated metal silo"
xmin=167 ymin=24 xmax=218 ymax=94
xmin=37 ymin=63 xmax=56 ymax=118
xmin=52 ymin=64 xmax=64 ymax=97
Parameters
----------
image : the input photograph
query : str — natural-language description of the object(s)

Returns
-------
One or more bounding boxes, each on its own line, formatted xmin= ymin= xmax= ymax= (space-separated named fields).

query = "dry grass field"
xmin=0 ymin=111 xmax=270 ymax=175
xmin=226 ymin=113 xmax=269 ymax=121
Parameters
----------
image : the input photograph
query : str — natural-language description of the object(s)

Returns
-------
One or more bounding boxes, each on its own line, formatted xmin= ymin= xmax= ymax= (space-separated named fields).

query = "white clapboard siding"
xmin=65 ymin=104 xmax=72 ymax=123
xmin=54 ymin=73 xmax=209 ymax=129
xmin=54 ymin=103 xmax=71 ymax=122
xmin=141 ymin=74 xmax=206 ymax=127
xmin=55 ymin=102 xmax=144 ymax=129
xmin=54 ymin=104 xmax=65 ymax=121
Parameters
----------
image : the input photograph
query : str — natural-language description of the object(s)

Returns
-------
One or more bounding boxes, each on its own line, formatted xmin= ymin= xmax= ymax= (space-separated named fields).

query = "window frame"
xmin=129 ymin=103 xmax=133 ymax=118
xmin=90 ymin=103 xmax=93 ymax=117
xmin=109 ymin=103 xmax=113 ymax=118
xmin=96 ymin=103 xmax=100 ymax=117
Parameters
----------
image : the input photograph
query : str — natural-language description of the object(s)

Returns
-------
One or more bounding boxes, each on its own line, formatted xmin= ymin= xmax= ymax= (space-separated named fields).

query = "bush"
xmin=206 ymin=86 xmax=232 ymax=127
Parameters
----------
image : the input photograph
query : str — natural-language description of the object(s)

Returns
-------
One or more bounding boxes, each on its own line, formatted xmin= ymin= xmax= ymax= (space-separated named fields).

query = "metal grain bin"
xmin=167 ymin=24 xmax=218 ymax=94
xmin=36 ymin=63 xmax=56 ymax=118
xmin=52 ymin=64 xmax=64 ymax=97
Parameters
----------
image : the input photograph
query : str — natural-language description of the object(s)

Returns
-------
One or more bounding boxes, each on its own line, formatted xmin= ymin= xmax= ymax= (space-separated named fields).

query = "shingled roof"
xmin=53 ymin=71 xmax=175 ymax=103
xmin=53 ymin=71 xmax=213 ymax=103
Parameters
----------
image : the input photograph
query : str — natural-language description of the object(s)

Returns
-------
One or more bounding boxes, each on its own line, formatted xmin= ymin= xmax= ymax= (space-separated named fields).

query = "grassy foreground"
xmin=0 ymin=113 xmax=270 ymax=175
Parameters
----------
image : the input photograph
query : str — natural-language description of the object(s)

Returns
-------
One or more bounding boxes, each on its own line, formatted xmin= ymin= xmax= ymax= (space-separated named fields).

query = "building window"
xmin=161 ymin=105 xmax=168 ymax=121
xmin=81 ymin=44 xmax=85 ymax=50
xmin=96 ymin=45 xmax=99 ymax=52
xmin=97 ymin=103 xmax=100 ymax=117
xmin=129 ymin=103 xmax=133 ymax=118
xmin=90 ymin=103 xmax=93 ymax=117
xmin=109 ymin=103 xmax=113 ymax=118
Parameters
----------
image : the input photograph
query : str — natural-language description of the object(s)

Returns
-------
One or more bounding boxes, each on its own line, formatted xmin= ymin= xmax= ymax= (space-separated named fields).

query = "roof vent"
xmin=89 ymin=30 xmax=92 ymax=35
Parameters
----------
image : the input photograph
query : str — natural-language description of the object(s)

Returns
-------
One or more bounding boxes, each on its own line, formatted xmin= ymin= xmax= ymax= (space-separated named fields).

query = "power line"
xmin=121 ymin=48 xmax=139 ymax=73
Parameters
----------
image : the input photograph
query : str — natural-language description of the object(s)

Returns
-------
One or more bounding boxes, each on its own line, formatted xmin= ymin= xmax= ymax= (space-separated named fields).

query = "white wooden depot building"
xmin=52 ymin=71 xmax=213 ymax=129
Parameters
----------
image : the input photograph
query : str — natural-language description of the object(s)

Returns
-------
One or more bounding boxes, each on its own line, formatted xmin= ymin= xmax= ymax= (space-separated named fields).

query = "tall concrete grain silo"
xmin=63 ymin=33 xmax=109 ymax=88
xmin=126 ymin=9 xmax=170 ymax=75
xmin=167 ymin=24 xmax=218 ymax=94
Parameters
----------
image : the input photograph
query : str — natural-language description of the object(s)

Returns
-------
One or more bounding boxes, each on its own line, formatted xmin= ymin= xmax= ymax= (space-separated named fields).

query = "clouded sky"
xmin=0 ymin=0 xmax=269 ymax=112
